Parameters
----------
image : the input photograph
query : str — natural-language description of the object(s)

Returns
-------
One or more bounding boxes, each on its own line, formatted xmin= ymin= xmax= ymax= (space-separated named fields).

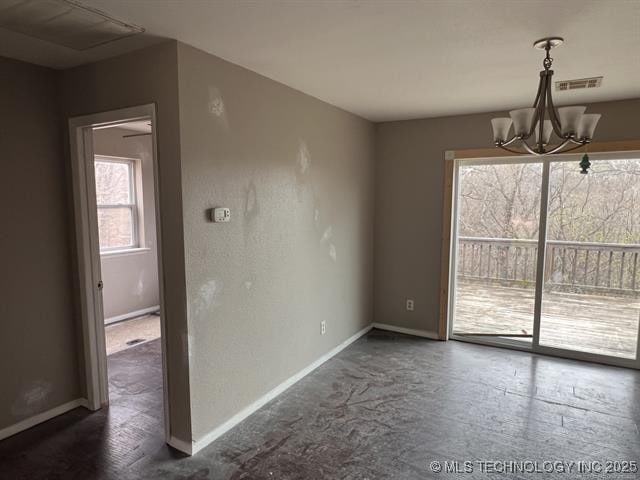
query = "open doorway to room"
xmin=93 ymin=122 xmax=161 ymax=356
xmin=69 ymin=105 xmax=169 ymax=444
xmin=92 ymin=122 xmax=163 ymax=425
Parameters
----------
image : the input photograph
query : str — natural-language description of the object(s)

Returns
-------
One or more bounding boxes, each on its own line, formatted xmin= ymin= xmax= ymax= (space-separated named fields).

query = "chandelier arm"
xmin=499 ymin=139 xmax=583 ymax=156
xmin=545 ymin=70 xmax=563 ymax=137
xmin=564 ymin=143 xmax=588 ymax=154
xmin=520 ymin=139 xmax=540 ymax=156
xmin=499 ymin=135 xmax=520 ymax=147
xmin=518 ymin=72 xmax=546 ymax=142
xmin=568 ymin=138 xmax=589 ymax=146
xmin=532 ymin=72 xmax=545 ymax=109
xmin=552 ymin=142 xmax=588 ymax=155
xmin=543 ymin=138 xmax=576 ymax=155
xmin=535 ymin=74 xmax=549 ymax=152
xmin=497 ymin=144 xmax=533 ymax=155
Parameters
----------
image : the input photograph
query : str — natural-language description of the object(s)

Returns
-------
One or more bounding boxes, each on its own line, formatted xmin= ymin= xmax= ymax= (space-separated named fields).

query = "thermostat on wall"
xmin=210 ymin=207 xmax=231 ymax=223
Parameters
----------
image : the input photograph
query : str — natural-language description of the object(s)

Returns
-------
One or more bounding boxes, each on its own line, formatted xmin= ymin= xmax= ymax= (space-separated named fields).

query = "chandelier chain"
xmin=543 ymin=46 xmax=553 ymax=70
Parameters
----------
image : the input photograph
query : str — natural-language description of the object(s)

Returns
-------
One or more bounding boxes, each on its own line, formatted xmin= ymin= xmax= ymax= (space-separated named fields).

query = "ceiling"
xmin=1 ymin=0 xmax=639 ymax=121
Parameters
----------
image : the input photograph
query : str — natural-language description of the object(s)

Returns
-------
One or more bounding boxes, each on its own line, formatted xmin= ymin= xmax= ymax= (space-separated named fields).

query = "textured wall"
xmin=0 ymin=57 xmax=79 ymax=431
xmin=176 ymin=43 xmax=375 ymax=440
xmin=93 ymin=127 xmax=160 ymax=321
xmin=374 ymin=98 xmax=640 ymax=333
xmin=58 ymin=41 xmax=192 ymax=443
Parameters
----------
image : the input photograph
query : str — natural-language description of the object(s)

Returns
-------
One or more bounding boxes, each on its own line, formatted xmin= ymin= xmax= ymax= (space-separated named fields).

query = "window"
xmin=94 ymin=156 xmax=139 ymax=252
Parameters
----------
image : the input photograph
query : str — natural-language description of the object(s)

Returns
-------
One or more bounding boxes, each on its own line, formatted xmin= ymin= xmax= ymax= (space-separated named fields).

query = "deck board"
xmin=453 ymin=279 xmax=640 ymax=359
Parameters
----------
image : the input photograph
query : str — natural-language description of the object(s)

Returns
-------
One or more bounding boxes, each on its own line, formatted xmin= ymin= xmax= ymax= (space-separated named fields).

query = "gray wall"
xmin=93 ymin=127 xmax=160 ymax=321
xmin=0 ymin=57 xmax=79 ymax=431
xmin=58 ymin=41 xmax=193 ymax=443
xmin=3 ymin=39 xmax=375 ymax=446
xmin=374 ymin=98 xmax=640 ymax=333
xmin=176 ymin=43 xmax=375 ymax=440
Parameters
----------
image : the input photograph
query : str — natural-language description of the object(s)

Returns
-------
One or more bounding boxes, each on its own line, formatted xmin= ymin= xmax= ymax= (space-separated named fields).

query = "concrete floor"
xmin=1 ymin=330 xmax=639 ymax=479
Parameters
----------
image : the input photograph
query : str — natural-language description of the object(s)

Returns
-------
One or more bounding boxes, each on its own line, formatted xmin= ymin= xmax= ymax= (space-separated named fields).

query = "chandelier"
xmin=490 ymin=37 xmax=601 ymax=173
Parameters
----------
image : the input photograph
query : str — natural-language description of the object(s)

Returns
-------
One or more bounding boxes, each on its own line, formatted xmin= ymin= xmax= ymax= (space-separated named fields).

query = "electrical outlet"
xmin=406 ymin=299 xmax=415 ymax=311
xmin=321 ymin=320 xmax=326 ymax=335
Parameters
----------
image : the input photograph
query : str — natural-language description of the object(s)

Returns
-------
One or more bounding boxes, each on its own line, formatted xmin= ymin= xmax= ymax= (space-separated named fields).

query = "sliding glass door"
xmin=452 ymin=161 xmax=542 ymax=342
xmin=537 ymin=158 xmax=640 ymax=362
xmin=451 ymin=153 xmax=640 ymax=368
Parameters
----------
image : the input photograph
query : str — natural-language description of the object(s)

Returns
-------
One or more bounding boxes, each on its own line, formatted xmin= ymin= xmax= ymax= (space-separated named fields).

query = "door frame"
xmin=68 ymin=104 xmax=171 ymax=440
xmin=443 ymin=146 xmax=640 ymax=369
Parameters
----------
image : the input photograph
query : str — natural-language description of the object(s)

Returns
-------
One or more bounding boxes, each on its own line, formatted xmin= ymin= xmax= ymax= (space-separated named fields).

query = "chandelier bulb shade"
xmin=490 ymin=37 xmax=602 ymax=169
xmin=557 ymin=106 xmax=587 ymax=136
xmin=509 ymin=108 xmax=536 ymax=137
xmin=491 ymin=117 xmax=513 ymax=143
xmin=577 ymin=114 xmax=601 ymax=140
xmin=535 ymin=120 xmax=553 ymax=145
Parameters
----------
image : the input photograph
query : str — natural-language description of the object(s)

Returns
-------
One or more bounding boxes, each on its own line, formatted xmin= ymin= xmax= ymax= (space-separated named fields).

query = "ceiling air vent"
xmin=0 ymin=0 xmax=144 ymax=51
xmin=555 ymin=76 xmax=603 ymax=91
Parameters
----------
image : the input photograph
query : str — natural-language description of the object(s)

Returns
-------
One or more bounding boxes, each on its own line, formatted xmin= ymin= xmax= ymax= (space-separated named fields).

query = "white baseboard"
xmin=0 ymin=398 xmax=88 ymax=441
xmin=372 ymin=322 xmax=441 ymax=340
xmin=168 ymin=435 xmax=193 ymax=455
xmin=189 ymin=324 xmax=373 ymax=455
xmin=104 ymin=305 xmax=160 ymax=325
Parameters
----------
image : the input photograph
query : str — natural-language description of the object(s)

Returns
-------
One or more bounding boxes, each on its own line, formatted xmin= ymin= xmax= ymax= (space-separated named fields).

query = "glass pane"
xmin=97 ymin=207 xmax=134 ymax=250
xmin=95 ymin=160 xmax=131 ymax=204
xmin=453 ymin=162 xmax=543 ymax=338
xmin=539 ymin=158 xmax=640 ymax=359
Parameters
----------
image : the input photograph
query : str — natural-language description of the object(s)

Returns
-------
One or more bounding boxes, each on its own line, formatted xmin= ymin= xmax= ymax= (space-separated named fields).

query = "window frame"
xmin=94 ymin=155 xmax=142 ymax=254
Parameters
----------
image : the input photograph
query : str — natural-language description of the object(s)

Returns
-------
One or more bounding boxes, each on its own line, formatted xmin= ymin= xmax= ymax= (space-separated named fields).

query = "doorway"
xmin=68 ymin=105 xmax=170 ymax=441
xmin=92 ymin=122 xmax=161 ymax=356
xmin=450 ymin=152 xmax=640 ymax=369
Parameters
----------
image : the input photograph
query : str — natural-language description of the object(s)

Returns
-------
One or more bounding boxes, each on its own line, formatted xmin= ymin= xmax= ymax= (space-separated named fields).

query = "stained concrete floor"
xmin=1 ymin=330 xmax=639 ymax=479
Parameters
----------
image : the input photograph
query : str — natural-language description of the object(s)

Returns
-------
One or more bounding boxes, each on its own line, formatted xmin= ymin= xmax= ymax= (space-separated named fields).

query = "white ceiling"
xmin=2 ymin=0 xmax=639 ymax=121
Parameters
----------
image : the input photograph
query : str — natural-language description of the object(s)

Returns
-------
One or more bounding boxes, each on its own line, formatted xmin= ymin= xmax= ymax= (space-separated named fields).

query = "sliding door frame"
xmin=443 ymin=144 xmax=640 ymax=369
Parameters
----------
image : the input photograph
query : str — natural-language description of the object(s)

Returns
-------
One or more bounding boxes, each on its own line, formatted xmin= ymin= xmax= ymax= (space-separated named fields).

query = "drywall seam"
xmin=372 ymin=322 xmax=440 ymax=340
xmin=189 ymin=324 xmax=373 ymax=455
xmin=0 ymin=398 xmax=88 ymax=441
xmin=104 ymin=305 xmax=160 ymax=325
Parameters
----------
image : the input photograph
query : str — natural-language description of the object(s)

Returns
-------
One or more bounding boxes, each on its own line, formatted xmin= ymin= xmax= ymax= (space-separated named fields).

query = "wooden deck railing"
xmin=457 ymin=236 xmax=640 ymax=296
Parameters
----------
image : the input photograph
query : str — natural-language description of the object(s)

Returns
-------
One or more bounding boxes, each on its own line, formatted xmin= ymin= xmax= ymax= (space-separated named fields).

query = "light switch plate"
xmin=210 ymin=207 xmax=231 ymax=223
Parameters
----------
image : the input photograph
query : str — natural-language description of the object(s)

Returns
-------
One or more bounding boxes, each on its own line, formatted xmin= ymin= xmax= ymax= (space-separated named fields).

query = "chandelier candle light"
xmin=490 ymin=37 xmax=601 ymax=173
